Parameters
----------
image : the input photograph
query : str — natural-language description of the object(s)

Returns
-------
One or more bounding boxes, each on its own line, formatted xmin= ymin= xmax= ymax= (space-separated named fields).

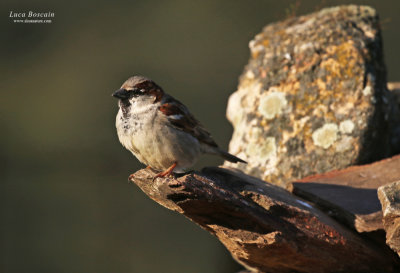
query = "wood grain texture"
xmin=378 ymin=181 xmax=400 ymax=257
xmin=289 ymin=155 xmax=400 ymax=232
xmin=129 ymin=167 xmax=399 ymax=273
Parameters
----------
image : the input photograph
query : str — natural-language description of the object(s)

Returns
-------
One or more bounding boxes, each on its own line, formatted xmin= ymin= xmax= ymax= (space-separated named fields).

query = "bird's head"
xmin=112 ymin=76 xmax=164 ymax=107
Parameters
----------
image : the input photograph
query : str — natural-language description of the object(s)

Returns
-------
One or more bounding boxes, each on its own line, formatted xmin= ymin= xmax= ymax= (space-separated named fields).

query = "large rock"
xmin=225 ymin=5 xmax=395 ymax=187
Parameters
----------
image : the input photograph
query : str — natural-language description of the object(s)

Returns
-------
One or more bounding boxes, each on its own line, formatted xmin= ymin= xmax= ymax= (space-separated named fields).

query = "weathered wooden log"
xmin=378 ymin=181 xmax=400 ymax=257
xmin=289 ymin=155 xmax=400 ymax=233
xmin=129 ymin=167 xmax=399 ymax=273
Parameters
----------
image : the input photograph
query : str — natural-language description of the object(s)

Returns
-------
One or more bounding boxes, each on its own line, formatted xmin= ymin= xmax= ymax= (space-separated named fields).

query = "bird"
xmin=112 ymin=75 xmax=246 ymax=179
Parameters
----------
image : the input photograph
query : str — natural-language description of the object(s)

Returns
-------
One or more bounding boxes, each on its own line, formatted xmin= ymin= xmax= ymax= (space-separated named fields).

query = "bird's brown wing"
xmin=158 ymin=100 xmax=218 ymax=148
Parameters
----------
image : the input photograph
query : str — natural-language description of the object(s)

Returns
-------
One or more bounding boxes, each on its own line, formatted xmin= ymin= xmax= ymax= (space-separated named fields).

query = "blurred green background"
xmin=1 ymin=0 xmax=399 ymax=272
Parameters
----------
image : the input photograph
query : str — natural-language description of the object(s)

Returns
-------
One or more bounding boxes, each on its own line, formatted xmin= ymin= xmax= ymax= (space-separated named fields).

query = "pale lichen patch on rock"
xmin=312 ymin=123 xmax=339 ymax=149
xmin=249 ymin=39 xmax=265 ymax=59
xmin=339 ymin=120 xmax=355 ymax=134
xmin=363 ymin=85 xmax=372 ymax=96
xmin=335 ymin=136 xmax=354 ymax=152
xmin=258 ymin=90 xmax=288 ymax=120
xmin=227 ymin=81 xmax=261 ymax=127
xmin=246 ymin=137 xmax=277 ymax=161
xmin=249 ymin=127 xmax=263 ymax=140
xmin=226 ymin=91 xmax=242 ymax=127
xmin=245 ymin=70 xmax=255 ymax=80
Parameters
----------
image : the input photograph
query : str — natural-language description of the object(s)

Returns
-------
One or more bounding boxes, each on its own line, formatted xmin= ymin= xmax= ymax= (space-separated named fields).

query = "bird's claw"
xmin=152 ymin=162 xmax=177 ymax=181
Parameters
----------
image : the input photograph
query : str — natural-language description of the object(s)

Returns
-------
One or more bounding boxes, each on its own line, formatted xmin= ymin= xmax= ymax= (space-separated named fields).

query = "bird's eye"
xmin=131 ymin=88 xmax=143 ymax=97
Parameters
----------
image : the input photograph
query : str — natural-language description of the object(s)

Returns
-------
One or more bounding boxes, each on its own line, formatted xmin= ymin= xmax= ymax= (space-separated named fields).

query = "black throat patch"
xmin=119 ymin=99 xmax=131 ymax=119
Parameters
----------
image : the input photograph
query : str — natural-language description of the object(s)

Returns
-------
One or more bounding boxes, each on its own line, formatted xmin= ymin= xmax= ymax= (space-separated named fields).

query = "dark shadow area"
xmin=293 ymin=182 xmax=381 ymax=215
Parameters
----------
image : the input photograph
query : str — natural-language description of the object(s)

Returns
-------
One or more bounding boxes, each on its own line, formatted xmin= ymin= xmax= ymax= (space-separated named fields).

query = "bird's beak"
xmin=112 ymin=88 xmax=129 ymax=99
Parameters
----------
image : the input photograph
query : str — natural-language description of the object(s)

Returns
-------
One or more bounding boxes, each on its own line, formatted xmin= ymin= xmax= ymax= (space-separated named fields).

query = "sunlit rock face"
xmin=225 ymin=5 xmax=398 ymax=187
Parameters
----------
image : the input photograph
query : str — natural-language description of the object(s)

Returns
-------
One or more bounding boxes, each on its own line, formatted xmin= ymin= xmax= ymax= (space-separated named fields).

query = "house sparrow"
xmin=112 ymin=75 xmax=246 ymax=179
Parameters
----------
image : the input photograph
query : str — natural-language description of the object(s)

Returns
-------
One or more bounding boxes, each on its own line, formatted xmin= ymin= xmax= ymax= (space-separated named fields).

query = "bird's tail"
xmin=215 ymin=148 xmax=247 ymax=164
xmin=201 ymin=144 xmax=247 ymax=164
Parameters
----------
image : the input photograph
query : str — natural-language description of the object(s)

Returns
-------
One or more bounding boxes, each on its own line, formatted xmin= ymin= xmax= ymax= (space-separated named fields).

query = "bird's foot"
xmin=152 ymin=162 xmax=177 ymax=181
